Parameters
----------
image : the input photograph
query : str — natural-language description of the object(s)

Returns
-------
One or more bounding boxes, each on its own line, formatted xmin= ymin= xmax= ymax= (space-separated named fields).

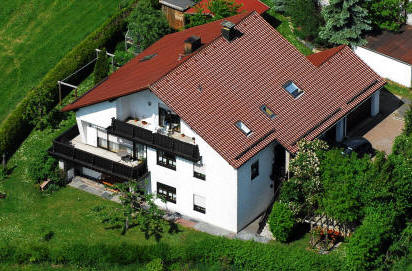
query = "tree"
xmin=286 ymin=0 xmax=323 ymax=41
xmin=94 ymin=49 xmax=109 ymax=85
xmin=94 ymin=180 xmax=165 ymax=238
xmin=128 ymin=0 xmax=171 ymax=53
xmin=319 ymin=0 xmax=371 ymax=46
xmin=366 ymin=0 xmax=411 ymax=32
xmin=273 ymin=0 xmax=288 ymax=13
xmin=288 ymin=139 xmax=329 ymax=215
xmin=186 ymin=0 xmax=241 ymax=28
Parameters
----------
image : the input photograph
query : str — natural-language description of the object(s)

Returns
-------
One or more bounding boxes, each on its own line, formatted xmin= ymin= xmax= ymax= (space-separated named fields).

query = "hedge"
xmin=0 ymin=236 xmax=342 ymax=270
xmin=0 ymin=3 xmax=135 ymax=160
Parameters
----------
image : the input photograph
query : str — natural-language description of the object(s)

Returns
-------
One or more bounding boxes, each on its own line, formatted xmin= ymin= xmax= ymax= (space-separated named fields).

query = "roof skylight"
xmin=235 ymin=121 xmax=252 ymax=136
xmin=260 ymin=105 xmax=276 ymax=119
xmin=283 ymin=81 xmax=304 ymax=98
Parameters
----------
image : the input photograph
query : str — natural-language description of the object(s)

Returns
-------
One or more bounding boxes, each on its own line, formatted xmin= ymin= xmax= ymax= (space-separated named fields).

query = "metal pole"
xmin=2 ymin=153 xmax=6 ymax=168
xmin=58 ymin=82 xmax=62 ymax=105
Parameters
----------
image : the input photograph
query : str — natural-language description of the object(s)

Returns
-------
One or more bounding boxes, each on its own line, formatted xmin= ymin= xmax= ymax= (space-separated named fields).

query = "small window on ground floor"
xmin=193 ymin=194 xmax=206 ymax=214
xmin=157 ymin=182 xmax=176 ymax=203
xmin=251 ymin=160 xmax=259 ymax=180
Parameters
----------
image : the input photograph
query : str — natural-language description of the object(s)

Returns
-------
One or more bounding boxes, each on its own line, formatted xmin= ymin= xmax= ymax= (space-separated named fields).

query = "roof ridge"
xmin=149 ymin=11 xmax=253 ymax=91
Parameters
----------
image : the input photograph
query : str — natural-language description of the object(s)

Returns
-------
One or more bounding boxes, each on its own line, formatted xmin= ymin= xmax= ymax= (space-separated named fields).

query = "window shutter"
xmin=193 ymin=194 xmax=205 ymax=207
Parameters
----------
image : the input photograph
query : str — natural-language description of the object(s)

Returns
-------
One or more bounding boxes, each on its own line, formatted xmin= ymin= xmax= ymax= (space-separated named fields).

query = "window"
xmin=157 ymin=150 xmax=176 ymax=170
xmin=283 ymin=81 xmax=304 ymax=98
xmin=251 ymin=160 xmax=259 ymax=180
xmin=260 ymin=105 xmax=276 ymax=119
xmin=193 ymin=158 xmax=206 ymax=180
xmin=235 ymin=121 xmax=252 ymax=136
xmin=97 ymin=137 xmax=108 ymax=149
xmin=157 ymin=182 xmax=176 ymax=203
xmin=193 ymin=194 xmax=206 ymax=214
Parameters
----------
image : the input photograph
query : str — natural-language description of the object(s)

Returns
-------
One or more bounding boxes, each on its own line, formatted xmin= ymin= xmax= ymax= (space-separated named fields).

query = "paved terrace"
xmin=70 ymin=135 xmax=141 ymax=167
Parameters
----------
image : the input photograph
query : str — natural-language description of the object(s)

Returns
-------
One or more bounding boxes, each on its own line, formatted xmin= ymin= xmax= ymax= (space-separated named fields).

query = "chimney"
xmin=221 ymin=20 xmax=236 ymax=41
xmin=184 ymin=36 xmax=201 ymax=54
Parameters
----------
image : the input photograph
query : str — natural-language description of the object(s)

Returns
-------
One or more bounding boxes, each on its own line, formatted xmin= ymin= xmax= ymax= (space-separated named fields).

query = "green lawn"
xmin=0 ymin=0 xmax=123 ymax=123
xmin=385 ymin=80 xmax=412 ymax=101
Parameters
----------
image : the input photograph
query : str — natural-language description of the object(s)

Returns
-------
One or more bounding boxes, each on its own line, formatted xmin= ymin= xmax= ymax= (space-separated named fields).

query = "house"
xmin=50 ymin=12 xmax=385 ymax=233
xmin=160 ymin=0 xmax=269 ymax=29
xmin=353 ymin=25 xmax=412 ymax=88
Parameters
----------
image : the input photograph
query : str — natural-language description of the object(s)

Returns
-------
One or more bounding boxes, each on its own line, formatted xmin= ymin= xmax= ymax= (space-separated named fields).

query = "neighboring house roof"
xmin=363 ymin=25 xmax=412 ymax=65
xmin=185 ymin=0 xmax=269 ymax=15
xmin=160 ymin=0 xmax=195 ymax=11
xmin=63 ymin=12 xmax=385 ymax=168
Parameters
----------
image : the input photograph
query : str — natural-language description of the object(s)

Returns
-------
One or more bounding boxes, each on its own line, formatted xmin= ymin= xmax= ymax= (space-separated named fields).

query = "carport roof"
xmin=363 ymin=25 xmax=412 ymax=65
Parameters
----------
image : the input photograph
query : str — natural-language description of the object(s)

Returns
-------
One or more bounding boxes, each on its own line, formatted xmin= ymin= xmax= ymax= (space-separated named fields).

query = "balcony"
xmin=107 ymin=118 xmax=201 ymax=162
xmin=49 ymin=125 xmax=148 ymax=181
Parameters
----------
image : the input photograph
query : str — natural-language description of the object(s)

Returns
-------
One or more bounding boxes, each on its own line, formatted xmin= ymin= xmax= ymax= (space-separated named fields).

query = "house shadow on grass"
xmin=262 ymin=13 xmax=282 ymax=29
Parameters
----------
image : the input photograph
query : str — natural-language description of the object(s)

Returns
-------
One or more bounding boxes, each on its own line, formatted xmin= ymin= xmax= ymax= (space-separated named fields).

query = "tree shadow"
xmin=288 ymin=223 xmax=310 ymax=242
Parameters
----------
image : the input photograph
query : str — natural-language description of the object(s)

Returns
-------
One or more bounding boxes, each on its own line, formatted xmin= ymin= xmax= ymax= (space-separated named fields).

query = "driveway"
xmin=347 ymin=90 xmax=408 ymax=154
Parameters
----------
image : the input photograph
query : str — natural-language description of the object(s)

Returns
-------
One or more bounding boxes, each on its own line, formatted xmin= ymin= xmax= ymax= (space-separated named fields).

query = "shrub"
xmin=392 ymin=133 xmax=412 ymax=159
xmin=27 ymin=151 xmax=57 ymax=184
xmin=94 ymin=48 xmax=110 ymax=85
xmin=268 ymin=202 xmax=296 ymax=242
xmin=186 ymin=0 xmax=241 ymax=28
xmin=114 ymin=50 xmax=135 ymax=66
xmin=273 ymin=0 xmax=288 ymax=13
xmin=403 ymin=105 xmax=412 ymax=136
xmin=345 ymin=205 xmax=400 ymax=271
xmin=145 ymin=258 xmax=164 ymax=271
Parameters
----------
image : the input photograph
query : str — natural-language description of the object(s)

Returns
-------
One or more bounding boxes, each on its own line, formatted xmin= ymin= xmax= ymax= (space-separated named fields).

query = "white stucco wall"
xmin=353 ymin=46 xmax=412 ymax=88
xmin=237 ymin=142 xmax=275 ymax=231
xmin=151 ymin=120 xmax=239 ymax=232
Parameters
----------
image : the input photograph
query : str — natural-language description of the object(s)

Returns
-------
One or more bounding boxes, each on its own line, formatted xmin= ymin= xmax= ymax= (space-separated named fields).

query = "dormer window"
xmin=235 ymin=121 xmax=252 ymax=136
xmin=260 ymin=105 xmax=276 ymax=119
xmin=283 ymin=81 xmax=304 ymax=99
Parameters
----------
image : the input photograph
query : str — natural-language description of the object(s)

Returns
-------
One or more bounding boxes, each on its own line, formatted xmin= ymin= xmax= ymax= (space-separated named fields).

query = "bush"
xmin=0 ymin=4 xmax=133 ymax=163
xmin=27 ymin=151 xmax=57 ymax=184
xmin=145 ymin=258 xmax=164 ymax=271
xmin=114 ymin=50 xmax=135 ymax=66
xmin=403 ymin=105 xmax=412 ymax=136
xmin=268 ymin=202 xmax=296 ymax=242
xmin=345 ymin=205 xmax=401 ymax=271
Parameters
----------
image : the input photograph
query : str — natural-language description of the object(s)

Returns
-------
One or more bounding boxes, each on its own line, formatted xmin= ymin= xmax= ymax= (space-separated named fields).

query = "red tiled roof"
xmin=62 ymin=13 xmax=249 ymax=112
xmin=64 ymin=12 xmax=385 ymax=168
xmin=363 ymin=25 xmax=412 ymax=65
xmin=185 ymin=0 xmax=269 ymax=15
xmin=307 ymin=45 xmax=345 ymax=67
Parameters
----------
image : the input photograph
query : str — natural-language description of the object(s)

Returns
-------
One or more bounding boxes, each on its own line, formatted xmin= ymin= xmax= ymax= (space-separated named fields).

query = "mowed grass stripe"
xmin=0 ymin=0 xmax=121 ymax=122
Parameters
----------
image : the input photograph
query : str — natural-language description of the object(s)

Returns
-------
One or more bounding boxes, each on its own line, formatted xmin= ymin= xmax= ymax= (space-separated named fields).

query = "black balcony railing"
xmin=49 ymin=125 xmax=148 ymax=181
xmin=107 ymin=118 xmax=201 ymax=162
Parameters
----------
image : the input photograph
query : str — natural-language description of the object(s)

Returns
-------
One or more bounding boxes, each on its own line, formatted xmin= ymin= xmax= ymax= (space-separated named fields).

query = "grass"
xmin=385 ymin=80 xmax=412 ymax=101
xmin=258 ymin=1 xmax=313 ymax=56
xmin=0 ymin=0 xmax=124 ymax=123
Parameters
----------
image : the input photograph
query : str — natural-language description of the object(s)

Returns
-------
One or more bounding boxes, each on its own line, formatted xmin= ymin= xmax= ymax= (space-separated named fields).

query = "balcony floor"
xmin=125 ymin=119 xmax=195 ymax=145
xmin=70 ymin=135 xmax=142 ymax=167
